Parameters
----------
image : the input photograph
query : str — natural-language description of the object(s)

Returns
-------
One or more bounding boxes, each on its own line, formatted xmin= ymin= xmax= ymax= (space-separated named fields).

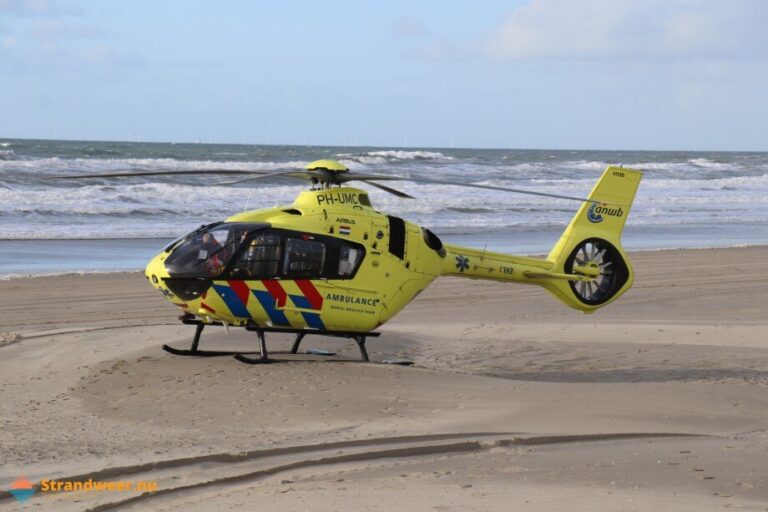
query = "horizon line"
xmin=1 ymin=135 xmax=766 ymax=154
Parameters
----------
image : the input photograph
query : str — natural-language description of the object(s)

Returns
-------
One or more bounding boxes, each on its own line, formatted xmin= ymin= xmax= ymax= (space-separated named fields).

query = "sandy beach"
xmin=1 ymin=245 xmax=767 ymax=511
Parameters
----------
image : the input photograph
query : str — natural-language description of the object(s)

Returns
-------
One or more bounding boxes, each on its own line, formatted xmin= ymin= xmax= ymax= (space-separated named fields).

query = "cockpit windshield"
xmin=164 ymin=223 xmax=265 ymax=278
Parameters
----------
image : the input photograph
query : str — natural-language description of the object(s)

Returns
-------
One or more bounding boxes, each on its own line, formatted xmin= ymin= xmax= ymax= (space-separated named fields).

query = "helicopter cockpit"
xmin=163 ymin=223 xmax=366 ymax=281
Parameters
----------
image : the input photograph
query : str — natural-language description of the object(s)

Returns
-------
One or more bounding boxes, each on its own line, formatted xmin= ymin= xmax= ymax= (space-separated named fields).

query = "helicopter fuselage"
xmin=145 ymin=187 xmax=450 ymax=332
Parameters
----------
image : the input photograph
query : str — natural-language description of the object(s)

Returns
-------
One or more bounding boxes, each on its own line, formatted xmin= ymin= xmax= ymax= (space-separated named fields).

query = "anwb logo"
xmin=587 ymin=203 xmax=624 ymax=224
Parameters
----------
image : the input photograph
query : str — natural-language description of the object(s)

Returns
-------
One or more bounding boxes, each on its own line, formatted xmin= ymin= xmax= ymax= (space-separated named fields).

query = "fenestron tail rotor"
xmin=563 ymin=238 xmax=630 ymax=306
xmin=46 ymin=158 xmax=608 ymax=204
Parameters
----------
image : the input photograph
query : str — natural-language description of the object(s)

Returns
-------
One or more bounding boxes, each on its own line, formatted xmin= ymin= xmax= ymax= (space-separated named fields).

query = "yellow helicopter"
xmin=54 ymin=159 xmax=642 ymax=363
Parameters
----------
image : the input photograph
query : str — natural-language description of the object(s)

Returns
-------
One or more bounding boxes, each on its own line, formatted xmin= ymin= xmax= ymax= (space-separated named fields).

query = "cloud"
xmin=391 ymin=16 xmax=428 ymax=38
xmin=0 ymin=1 xmax=142 ymax=74
xmin=487 ymin=0 xmax=768 ymax=61
xmin=423 ymin=0 xmax=768 ymax=62
xmin=0 ymin=0 xmax=81 ymax=17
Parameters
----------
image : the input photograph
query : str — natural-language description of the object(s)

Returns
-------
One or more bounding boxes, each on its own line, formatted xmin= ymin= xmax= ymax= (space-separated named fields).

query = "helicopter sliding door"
xmin=283 ymin=238 xmax=326 ymax=278
xmin=226 ymin=229 xmax=364 ymax=281
xmin=227 ymin=232 xmax=282 ymax=279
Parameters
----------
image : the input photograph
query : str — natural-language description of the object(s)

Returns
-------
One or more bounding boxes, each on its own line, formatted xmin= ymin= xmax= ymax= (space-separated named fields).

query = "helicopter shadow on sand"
xmin=410 ymin=336 xmax=768 ymax=385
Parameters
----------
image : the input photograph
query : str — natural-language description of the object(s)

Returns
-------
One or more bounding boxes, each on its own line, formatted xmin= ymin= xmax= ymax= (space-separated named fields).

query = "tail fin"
xmin=545 ymin=166 xmax=643 ymax=311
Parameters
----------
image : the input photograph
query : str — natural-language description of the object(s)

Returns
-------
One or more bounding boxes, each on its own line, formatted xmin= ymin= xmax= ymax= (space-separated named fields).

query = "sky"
xmin=1 ymin=0 xmax=767 ymax=151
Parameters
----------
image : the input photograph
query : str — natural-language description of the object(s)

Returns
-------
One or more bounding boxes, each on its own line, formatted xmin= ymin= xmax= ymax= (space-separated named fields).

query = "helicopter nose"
xmin=145 ymin=252 xmax=170 ymax=293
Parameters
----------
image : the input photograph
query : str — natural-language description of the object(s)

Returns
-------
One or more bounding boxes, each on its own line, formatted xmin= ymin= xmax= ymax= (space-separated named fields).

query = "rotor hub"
xmin=305 ymin=159 xmax=349 ymax=188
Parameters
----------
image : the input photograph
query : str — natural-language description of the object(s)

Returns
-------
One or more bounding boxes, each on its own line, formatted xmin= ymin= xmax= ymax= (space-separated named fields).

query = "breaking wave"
xmin=365 ymin=150 xmax=451 ymax=160
xmin=2 ymin=140 xmax=767 ymax=247
xmin=0 ymin=156 xmax=310 ymax=175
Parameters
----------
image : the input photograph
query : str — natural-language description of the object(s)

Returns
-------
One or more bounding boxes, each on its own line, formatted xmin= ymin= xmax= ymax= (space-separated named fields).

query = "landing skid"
xmin=233 ymin=329 xmax=271 ymax=364
xmin=161 ymin=345 xmax=263 ymax=357
xmin=163 ymin=316 xmax=380 ymax=363
xmin=162 ymin=323 xmax=260 ymax=357
xmin=286 ymin=330 xmax=370 ymax=362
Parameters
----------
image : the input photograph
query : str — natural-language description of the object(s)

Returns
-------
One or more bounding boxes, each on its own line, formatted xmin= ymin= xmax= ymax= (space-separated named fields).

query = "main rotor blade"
xmin=45 ymin=169 xmax=275 ymax=179
xmin=217 ymin=171 xmax=316 ymax=186
xmin=358 ymin=180 xmax=415 ymax=199
xmin=46 ymin=167 xmax=609 ymax=205
xmin=336 ymin=173 xmax=405 ymax=182
xmin=400 ymin=177 xmax=606 ymax=205
xmin=337 ymin=173 xmax=609 ymax=204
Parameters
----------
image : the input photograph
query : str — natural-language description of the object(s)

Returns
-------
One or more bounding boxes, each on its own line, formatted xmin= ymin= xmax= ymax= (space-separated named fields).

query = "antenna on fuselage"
xmin=243 ymin=189 xmax=253 ymax=212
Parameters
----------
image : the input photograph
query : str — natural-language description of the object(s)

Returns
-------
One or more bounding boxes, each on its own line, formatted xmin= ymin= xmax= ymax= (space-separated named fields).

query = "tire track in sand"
xmin=0 ymin=432 xmax=703 ymax=511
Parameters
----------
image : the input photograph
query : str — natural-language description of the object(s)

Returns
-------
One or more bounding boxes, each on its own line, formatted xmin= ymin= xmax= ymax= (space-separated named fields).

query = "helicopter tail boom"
xmin=441 ymin=166 xmax=642 ymax=313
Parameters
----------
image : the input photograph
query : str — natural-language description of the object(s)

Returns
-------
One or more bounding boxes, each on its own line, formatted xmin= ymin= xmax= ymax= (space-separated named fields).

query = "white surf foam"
xmin=0 ymin=269 xmax=142 ymax=281
xmin=366 ymin=150 xmax=452 ymax=160
xmin=0 ymin=156 xmax=310 ymax=174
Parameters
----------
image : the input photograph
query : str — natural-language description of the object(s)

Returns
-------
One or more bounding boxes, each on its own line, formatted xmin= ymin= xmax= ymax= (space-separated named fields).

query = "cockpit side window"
xmin=283 ymin=238 xmax=326 ymax=278
xmin=338 ymin=245 xmax=361 ymax=276
xmin=228 ymin=233 xmax=282 ymax=279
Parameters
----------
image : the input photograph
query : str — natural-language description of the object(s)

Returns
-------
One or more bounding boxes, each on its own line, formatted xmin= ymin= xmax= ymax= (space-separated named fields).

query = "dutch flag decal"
xmin=339 ymin=225 xmax=351 ymax=235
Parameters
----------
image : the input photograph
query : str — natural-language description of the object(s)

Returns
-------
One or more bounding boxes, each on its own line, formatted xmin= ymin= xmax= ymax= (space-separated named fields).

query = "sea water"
xmin=1 ymin=139 xmax=767 ymax=276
